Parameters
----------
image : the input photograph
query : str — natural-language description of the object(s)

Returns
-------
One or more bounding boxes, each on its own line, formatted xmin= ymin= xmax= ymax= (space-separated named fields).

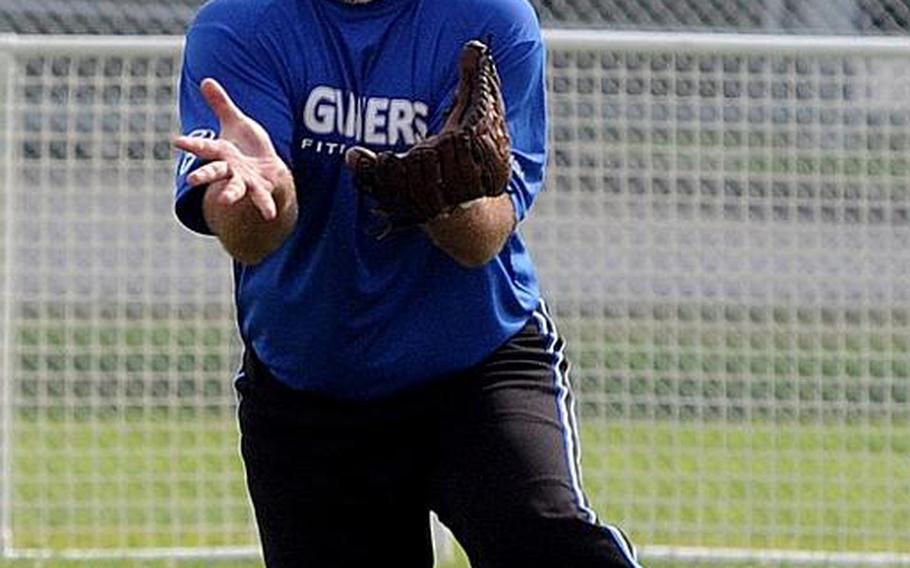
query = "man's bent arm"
xmin=203 ymin=172 xmax=298 ymax=266
xmin=424 ymin=194 xmax=515 ymax=268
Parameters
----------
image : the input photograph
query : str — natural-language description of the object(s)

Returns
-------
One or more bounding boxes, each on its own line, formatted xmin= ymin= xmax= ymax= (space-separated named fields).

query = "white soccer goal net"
xmin=0 ymin=31 xmax=908 ymax=565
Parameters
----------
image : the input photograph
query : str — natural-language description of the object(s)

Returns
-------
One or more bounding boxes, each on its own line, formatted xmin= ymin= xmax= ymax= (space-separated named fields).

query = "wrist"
xmin=424 ymin=194 xmax=515 ymax=269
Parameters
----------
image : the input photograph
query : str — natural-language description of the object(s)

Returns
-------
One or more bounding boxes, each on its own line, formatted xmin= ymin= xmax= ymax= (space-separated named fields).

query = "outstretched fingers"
xmin=174 ymin=135 xmax=236 ymax=161
xmin=248 ymin=182 xmax=278 ymax=221
xmin=211 ymin=173 xmax=276 ymax=221
xmin=201 ymin=78 xmax=245 ymax=125
xmin=215 ymin=175 xmax=247 ymax=207
xmin=187 ymin=161 xmax=231 ymax=187
xmin=174 ymin=129 xmax=278 ymax=222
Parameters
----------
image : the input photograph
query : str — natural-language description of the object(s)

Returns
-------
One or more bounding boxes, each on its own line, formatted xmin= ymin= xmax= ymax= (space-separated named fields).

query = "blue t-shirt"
xmin=175 ymin=0 xmax=547 ymax=400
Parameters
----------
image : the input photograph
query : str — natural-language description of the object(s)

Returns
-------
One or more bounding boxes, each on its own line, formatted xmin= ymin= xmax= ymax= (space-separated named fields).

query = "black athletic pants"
xmin=235 ymin=304 xmax=642 ymax=568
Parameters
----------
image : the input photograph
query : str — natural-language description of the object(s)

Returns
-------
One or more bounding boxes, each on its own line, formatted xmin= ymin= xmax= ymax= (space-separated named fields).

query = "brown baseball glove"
xmin=345 ymin=40 xmax=512 ymax=238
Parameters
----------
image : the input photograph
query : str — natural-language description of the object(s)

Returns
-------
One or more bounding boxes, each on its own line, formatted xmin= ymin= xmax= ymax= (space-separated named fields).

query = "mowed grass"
xmin=7 ymin=314 xmax=910 ymax=565
xmin=582 ymin=422 xmax=910 ymax=553
xmin=8 ymin=414 xmax=910 ymax=565
xmin=3 ymin=562 xmax=908 ymax=568
xmin=12 ymin=411 xmax=250 ymax=550
xmin=3 ymin=557 xmax=901 ymax=568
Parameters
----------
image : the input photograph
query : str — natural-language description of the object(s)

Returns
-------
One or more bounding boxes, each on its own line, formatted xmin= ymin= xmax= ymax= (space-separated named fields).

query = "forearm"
xmin=424 ymin=194 xmax=516 ymax=268
xmin=203 ymin=174 xmax=298 ymax=265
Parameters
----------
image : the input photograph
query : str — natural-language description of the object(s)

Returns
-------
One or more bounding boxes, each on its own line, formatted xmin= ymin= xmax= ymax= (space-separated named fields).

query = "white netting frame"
xmin=0 ymin=35 xmax=254 ymax=560
xmin=1 ymin=47 xmax=15 ymax=557
xmin=533 ymin=30 xmax=910 ymax=565
xmin=0 ymin=32 xmax=905 ymax=565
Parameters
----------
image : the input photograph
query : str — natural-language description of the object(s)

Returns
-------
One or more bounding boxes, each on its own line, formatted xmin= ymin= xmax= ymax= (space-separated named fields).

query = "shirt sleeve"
xmin=494 ymin=30 xmax=548 ymax=223
xmin=174 ymin=10 xmax=294 ymax=235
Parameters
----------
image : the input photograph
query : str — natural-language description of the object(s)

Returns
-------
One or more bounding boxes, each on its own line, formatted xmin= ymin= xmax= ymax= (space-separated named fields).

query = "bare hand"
xmin=174 ymin=78 xmax=290 ymax=221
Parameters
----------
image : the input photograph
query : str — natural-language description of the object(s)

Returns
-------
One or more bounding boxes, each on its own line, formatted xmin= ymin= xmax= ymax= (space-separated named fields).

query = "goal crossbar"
xmin=542 ymin=28 xmax=910 ymax=54
xmin=4 ymin=30 xmax=910 ymax=54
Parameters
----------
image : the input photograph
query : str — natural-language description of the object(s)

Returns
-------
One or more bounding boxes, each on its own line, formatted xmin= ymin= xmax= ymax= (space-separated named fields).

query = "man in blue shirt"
xmin=174 ymin=0 xmax=643 ymax=565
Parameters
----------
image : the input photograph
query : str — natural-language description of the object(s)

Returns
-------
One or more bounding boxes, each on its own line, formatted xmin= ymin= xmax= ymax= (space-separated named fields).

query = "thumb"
xmin=201 ymin=78 xmax=244 ymax=126
xmin=344 ymin=147 xmax=379 ymax=192
xmin=344 ymin=146 xmax=378 ymax=172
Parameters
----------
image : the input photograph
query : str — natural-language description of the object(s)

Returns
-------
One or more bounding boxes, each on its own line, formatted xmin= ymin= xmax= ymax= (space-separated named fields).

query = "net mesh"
xmin=534 ymin=0 xmax=910 ymax=33
xmin=534 ymin=41 xmax=910 ymax=553
xmin=4 ymin=0 xmax=910 ymax=35
xmin=0 ymin=35 xmax=909 ymax=559
xmin=4 ymin=45 xmax=253 ymax=550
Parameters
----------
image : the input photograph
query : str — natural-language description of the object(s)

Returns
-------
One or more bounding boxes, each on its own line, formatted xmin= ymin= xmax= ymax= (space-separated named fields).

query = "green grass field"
xmin=1 ymin=558 xmax=898 ymax=568
xmin=0 ymin=557 xmax=841 ymax=568
xmin=6 ymin=415 xmax=909 ymax=566
xmin=5 ymin=314 xmax=910 ymax=566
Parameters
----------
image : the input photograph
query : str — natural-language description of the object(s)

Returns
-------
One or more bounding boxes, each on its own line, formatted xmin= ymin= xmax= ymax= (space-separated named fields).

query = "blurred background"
xmin=0 ymin=0 xmax=909 ymax=567
xmin=4 ymin=0 xmax=910 ymax=34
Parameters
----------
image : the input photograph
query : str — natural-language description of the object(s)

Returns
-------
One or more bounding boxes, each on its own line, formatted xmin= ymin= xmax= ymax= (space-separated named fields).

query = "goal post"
xmin=0 ymin=34 xmax=257 ymax=561
xmin=0 ymin=30 xmax=908 ymax=565
xmin=0 ymin=42 xmax=19 ymax=558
